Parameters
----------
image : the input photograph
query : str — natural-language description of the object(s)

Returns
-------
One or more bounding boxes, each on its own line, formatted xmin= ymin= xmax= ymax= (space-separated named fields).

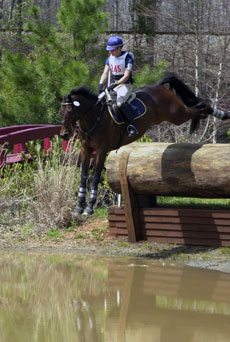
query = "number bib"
xmin=109 ymin=52 xmax=131 ymax=75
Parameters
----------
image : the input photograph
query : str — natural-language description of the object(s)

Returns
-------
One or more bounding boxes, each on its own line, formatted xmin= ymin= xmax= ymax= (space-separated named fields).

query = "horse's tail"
xmin=158 ymin=74 xmax=205 ymax=133
xmin=158 ymin=74 xmax=202 ymax=106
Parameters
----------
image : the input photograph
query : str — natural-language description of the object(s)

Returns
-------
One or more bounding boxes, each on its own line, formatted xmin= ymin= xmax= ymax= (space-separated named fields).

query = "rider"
xmin=98 ymin=36 xmax=138 ymax=136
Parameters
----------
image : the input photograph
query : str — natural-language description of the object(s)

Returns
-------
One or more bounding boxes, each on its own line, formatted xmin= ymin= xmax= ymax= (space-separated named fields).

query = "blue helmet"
xmin=106 ymin=36 xmax=123 ymax=51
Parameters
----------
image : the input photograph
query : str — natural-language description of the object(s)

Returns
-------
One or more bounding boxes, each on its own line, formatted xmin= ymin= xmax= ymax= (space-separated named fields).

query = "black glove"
xmin=108 ymin=82 xmax=118 ymax=91
xmin=98 ymin=83 xmax=104 ymax=93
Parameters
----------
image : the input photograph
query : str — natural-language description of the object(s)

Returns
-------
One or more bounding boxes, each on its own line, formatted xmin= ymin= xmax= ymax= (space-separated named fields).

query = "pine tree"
xmin=0 ymin=0 xmax=108 ymax=126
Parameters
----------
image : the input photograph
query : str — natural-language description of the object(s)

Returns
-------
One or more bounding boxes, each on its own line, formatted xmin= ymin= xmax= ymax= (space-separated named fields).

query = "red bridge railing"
xmin=0 ymin=124 xmax=69 ymax=166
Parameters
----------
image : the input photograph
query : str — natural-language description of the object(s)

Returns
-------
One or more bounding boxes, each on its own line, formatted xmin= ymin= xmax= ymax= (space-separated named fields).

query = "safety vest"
xmin=108 ymin=52 xmax=134 ymax=76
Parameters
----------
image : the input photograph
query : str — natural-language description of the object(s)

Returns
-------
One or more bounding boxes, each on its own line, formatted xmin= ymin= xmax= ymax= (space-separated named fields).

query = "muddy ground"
xmin=1 ymin=216 xmax=230 ymax=273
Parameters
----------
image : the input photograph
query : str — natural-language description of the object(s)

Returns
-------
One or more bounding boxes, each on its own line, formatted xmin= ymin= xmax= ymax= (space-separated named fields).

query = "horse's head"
xmin=60 ymin=94 xmax=81 ymax=140
xmin=60 ymin=86 xmax=98 ymax=140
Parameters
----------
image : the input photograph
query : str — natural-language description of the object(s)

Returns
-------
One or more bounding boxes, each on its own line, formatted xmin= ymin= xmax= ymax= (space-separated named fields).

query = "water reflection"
xmin=0 ymin=252 xmax=230 ymax=342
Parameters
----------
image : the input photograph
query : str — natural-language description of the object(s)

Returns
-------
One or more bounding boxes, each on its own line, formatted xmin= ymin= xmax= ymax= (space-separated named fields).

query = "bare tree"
xmin=138 ymin=0 xmax=230 ymax=143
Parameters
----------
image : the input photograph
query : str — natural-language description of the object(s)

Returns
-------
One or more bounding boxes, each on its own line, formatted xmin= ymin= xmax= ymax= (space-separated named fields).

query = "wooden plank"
xmin=109 ymin=206 xmax=230 ymax=218
xmin=109 ymin=226 xmax=230 ymax=241
xmin=108 ymin=214 xmax=126 ymax=222
xmin=141 ymin=216 xmax=230 ymax=225
xmin=109 ymin=227 xmax=128 ymax=235
xmin=143 ymin=223 xmax=230 ymax=233
xmin=108 ymin=207 xmax=125 ymax=215
xmin=144 ymin=236 xmax=230 ymax=246
xmin=109 ymin=215 xmax=230 ymax=230
xmin=119 ymin=152 xmax=142 ymax=242
xmin=143 ymin=229 xmax=230 ymax=240
xmin=109 ymin=222 xmax=230 ymax=234
xmin=141 ymin=208 xmax=230 ymax=218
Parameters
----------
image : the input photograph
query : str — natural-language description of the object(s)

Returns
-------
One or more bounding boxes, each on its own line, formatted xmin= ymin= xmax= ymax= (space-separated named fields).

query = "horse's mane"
xmin=69 ymin=86 xmax=98 ymax=102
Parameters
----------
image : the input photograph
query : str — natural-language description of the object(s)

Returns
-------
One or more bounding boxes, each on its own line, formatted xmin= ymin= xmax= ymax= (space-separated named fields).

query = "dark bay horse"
xmin=60 ymin=74 xmax=230 ymax=215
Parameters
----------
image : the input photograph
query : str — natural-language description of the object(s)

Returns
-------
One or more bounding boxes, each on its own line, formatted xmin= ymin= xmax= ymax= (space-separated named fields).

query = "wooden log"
xmin=107 ymin=142 xmax=230 ymax=198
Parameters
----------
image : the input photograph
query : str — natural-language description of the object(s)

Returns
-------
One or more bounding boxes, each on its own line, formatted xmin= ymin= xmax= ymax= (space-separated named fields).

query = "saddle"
xmin=106 ymin=91 xmax=147 ymax=125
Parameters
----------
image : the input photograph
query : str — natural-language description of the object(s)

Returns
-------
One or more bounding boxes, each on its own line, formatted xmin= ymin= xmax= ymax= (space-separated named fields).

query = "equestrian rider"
xmin=98 ymin=36 xmax=138 ymax=136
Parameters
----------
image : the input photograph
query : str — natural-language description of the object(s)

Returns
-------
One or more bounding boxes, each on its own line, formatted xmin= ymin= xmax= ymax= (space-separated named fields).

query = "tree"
xmin=137 ymin=0 xmax=230 ymax=144
xmin=0 ymin=0 xmax=108 ymax=126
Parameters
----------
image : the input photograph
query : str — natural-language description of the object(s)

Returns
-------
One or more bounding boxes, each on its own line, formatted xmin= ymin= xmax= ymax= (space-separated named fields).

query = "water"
xmin=0 ymin=251 xmax=230 ymax=342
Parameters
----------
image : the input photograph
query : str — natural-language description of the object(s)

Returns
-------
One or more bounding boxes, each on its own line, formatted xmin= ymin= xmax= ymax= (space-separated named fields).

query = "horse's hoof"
xmin=83 ymin=207 xmax=94 ymax=215
xmin=74 ymin=206 xmax=84 ymax=215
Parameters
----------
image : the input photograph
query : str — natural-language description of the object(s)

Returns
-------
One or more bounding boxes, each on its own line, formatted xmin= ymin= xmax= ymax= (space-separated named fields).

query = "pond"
xmin=0 ymin=251 xmax=230 ymax=342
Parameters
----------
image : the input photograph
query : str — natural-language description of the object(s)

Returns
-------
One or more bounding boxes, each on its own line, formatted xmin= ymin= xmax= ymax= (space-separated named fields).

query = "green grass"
xmin=75 ymin=234 xmax=86 ymax=239
xmin=19 ymin=223 xmax=35 ymax=236
xmin=46 ymin=227 xmax=63 ymax=239
xmin=93 ymin=208 xmax=108 ymax=219
xmin=157 ymin=196 xmax=230 ymax=209
xmin=220 ymin=247 xmax=230 ymax=255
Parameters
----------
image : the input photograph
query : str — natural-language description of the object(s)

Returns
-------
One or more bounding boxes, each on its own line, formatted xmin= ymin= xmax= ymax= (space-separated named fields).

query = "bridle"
xmin=60 ymin=102 xmax=77 ymax=125
xmin=61 ymin=97 xmax=105 ymax=141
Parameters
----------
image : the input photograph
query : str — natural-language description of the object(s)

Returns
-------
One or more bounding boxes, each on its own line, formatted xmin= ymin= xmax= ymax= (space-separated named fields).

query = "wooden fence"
xmin=106 ymin=142 xmax=230 ymax=246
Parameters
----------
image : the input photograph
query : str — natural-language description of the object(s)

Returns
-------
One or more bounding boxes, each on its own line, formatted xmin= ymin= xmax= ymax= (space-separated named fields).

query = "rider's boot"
xmin=120 ymin=103 xmax=138 ymax=137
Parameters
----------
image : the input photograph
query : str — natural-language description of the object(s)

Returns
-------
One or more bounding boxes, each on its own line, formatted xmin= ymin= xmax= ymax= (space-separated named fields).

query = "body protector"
xmin=108 ymin=52 xmax=134 ymax=84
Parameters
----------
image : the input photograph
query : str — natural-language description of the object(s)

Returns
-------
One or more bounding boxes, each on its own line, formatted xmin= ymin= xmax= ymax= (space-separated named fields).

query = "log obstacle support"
xmin=107 ymin=142 xmax=230 ymax=246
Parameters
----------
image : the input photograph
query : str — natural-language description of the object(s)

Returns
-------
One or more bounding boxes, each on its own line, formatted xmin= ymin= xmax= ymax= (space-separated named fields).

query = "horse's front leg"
xmin=74 ymin=147 xmax=91 ymax=215
xmin=84 ymin=150 xmax=107 ymax=215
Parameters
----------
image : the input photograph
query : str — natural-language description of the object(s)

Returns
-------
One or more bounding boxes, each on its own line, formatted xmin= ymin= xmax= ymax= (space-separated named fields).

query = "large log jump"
xmin=107 ymin=142 xmax=230 ymax=198
xmin=106 ymin=142 xmax=230 ymax=246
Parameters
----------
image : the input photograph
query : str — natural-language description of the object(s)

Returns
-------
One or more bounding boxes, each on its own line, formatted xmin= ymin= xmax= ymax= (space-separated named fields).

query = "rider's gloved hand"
xmin=108 ymin=81 xmax=119 ymax=91
xmin=98 ymin=83 xmax=104 ymax=93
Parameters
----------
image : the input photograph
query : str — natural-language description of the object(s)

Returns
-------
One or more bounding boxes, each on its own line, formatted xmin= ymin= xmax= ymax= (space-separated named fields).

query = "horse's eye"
xmin=73 ymin=101 xmax=80 ymax=107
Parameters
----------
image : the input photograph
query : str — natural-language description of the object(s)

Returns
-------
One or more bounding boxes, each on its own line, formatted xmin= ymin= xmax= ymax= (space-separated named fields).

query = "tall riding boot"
xmin=120 ymin=103 xmax=139 ymax=136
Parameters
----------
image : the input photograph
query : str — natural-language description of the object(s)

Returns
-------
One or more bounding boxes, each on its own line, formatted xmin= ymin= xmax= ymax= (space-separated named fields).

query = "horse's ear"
xmin=56 ymin=95 xmax=63 ymax=102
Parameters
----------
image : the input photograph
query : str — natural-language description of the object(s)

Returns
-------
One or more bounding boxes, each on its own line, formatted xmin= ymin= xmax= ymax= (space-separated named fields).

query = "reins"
xmin=79 ymin=101 xmax=105 ymax=142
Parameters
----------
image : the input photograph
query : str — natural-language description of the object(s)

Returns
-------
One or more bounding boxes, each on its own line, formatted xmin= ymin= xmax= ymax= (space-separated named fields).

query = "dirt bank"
xmin=1 ymin=217 xmax=230 ymax=273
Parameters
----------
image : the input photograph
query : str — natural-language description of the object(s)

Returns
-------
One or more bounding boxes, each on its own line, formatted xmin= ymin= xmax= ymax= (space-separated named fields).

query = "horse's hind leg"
xmin=188 ymin=103 xmax=230 ymax=133
xmin=212 ymin=108 xmax=230 ymax=120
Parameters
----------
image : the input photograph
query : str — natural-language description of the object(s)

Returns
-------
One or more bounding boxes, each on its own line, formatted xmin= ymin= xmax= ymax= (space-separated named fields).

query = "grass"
xmin=46 ymin=227 xmax=63 ymax=239
xmin=118 ymin=240 xmax=130 ymax=248
xmin=220 ymin=247 xmax=230 ymax=255
xmin=93 ymin=208 xmax=108 ymax=219
xmin=92 ymin=225 xmax=108 ymax=240
xmin=19 ymin=223 xmax=35 ymax=236
xmin=157 ymin=196 xmax=230 ymax=209
xmin=75 ymin=234 xmax=87 ymax=239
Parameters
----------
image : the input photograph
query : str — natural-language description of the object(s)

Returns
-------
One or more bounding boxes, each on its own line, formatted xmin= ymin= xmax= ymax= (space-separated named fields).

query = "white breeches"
xmin=114 ymin=84 xmax=133 ymax=107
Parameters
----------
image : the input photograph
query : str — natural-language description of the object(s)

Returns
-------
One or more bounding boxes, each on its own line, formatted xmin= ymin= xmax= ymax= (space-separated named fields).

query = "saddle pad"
xmin=108 ymin=97 xmax=147 ymax=124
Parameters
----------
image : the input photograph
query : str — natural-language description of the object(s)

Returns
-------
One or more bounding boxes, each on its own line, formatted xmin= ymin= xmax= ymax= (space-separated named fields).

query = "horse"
xmin=60 ymin=74 xmax=230 ymax=215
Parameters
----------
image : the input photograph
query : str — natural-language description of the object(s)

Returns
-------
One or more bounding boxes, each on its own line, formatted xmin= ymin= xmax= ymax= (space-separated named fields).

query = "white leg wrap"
xmin=90 ymin=189 xmax=97 ymax=199
xmin=213 ymin=108 xmax=225 ymax=119
xmin=78 ymin=187 xmax=86 ymax=198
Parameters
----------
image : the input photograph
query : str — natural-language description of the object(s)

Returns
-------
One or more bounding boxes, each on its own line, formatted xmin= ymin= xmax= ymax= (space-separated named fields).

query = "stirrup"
xmin=127 ymin=125 xmax=138 ymax=137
